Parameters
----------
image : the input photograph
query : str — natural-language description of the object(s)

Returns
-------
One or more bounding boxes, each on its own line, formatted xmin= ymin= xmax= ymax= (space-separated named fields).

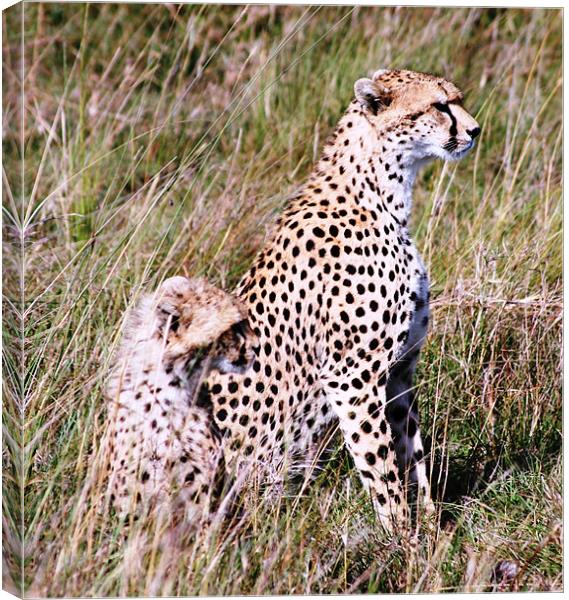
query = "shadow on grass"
xmin=426 ymin=439 xmax=558 ymax=529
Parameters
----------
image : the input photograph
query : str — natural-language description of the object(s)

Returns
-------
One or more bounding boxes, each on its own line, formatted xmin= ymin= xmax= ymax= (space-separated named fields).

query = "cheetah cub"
xmin=103 ymin=276 xmax=256 ymax=523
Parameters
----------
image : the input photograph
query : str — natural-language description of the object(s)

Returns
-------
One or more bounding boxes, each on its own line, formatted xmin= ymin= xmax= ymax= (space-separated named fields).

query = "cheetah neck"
xmin=313 ymin=102 xmax=430 ymax=228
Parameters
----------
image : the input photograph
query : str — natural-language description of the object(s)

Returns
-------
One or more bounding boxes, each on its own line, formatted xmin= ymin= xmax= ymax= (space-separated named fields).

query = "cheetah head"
xmin=155 ymin=276 xmax=256 ymax=375
xmin=354 ymin=68 xmax=480 ymax=163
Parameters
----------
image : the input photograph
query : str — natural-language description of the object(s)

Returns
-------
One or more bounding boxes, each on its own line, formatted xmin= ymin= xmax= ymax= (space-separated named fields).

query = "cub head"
xmin=354 ymin=68 xmax=480 ymax=162
xmin=154 ymin=276 xmax=256 ymax=375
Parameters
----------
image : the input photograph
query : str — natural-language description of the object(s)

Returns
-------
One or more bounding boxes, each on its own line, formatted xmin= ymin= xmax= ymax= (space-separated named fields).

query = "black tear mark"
xmin=433 ymin=102 xmax=458 ymax=136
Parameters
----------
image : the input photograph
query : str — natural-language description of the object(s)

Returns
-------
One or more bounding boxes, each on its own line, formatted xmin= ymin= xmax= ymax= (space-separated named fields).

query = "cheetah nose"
xmin=467 ymin=126 xmax=481 ymax=139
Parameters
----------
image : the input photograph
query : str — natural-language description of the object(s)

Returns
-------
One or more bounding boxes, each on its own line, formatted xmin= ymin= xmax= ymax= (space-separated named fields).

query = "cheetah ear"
xmin=354 ymin=78 xmax=392 ymax=115
xmin=372 ymin=68 xmax=391 ymax=80
xmin=155 ymin=293 xmax=184 ymax=333
xmin=154 ymin=299 xmax=182 ymax=335
xmin=156 ymin=296 xmax=180 ymax=318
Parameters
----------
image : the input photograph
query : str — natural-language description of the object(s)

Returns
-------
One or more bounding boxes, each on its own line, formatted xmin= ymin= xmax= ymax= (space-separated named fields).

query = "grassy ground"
xmin=2 ymin=4 xmax=562 ymax=596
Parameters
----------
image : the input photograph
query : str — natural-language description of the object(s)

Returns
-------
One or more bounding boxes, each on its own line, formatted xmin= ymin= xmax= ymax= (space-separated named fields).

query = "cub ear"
xmin=154 ymin=275 xmax=194 ymax=320
xmin=354 ymin=78 xmax=391 ymax=115
xmin=155 ymin=290 xmax=184 ymax=333
xmin=156 ymin=296 xmax=182 ymax=326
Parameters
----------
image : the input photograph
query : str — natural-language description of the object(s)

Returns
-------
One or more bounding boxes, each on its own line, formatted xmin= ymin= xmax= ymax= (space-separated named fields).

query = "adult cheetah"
xmin=204 ymin=69 xmax=481 ymax=529
xmin=103 ymin=276 xmax=256 ymax=522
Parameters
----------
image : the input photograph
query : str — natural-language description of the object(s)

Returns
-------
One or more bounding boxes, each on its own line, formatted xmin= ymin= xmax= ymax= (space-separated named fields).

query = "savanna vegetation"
xmin=2 ymin=4 xmax=562 ymax=596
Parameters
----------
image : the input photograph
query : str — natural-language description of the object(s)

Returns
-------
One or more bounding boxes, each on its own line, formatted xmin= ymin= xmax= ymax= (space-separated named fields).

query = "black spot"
xmin=377 ymin=445 xmax=389 ymax=460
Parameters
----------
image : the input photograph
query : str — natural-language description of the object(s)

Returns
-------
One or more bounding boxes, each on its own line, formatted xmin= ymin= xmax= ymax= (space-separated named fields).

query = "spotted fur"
xmin=200 ymin=69 xmax=480 ymax=530
xmin=106 ymin=68 xmax=480 ymax=532
xmin=103 ymin=276 xmax=256 ymax=522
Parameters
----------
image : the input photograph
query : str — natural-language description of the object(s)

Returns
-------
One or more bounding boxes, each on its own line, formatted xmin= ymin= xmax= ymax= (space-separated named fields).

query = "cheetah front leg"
xmin=324 ymin=373 xmax=409 ymax=531
xmin=386 ymin=358 xmax=435 ymax=518
xmin=385 ymin=284 xmax=435 ymax=519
